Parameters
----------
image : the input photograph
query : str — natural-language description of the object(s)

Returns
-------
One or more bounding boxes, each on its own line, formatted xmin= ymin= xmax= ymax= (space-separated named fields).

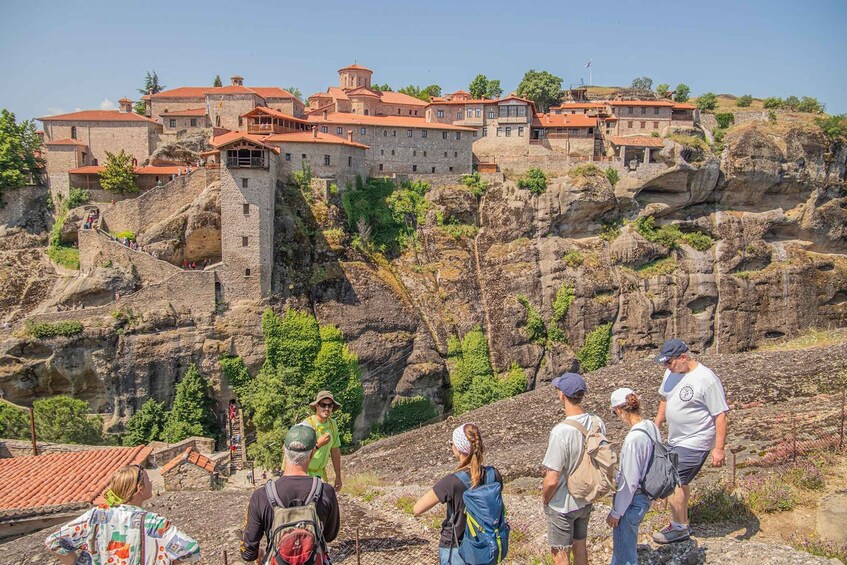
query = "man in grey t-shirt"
xmin=542 ymin=373 xmax=606 ymax=565
xmin=653 ymin=339 xmax=729 ymax=543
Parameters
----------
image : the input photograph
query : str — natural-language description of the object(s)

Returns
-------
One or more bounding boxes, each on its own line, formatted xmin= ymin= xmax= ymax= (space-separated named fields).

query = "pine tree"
xmin=0 ymin=403 xmax=29 ymax=440
xmin=124 ymin=398 xmax=166 ymax=445
xmin=33 ymin=396 xmax=104 ymax=444
xmin=213 ymin=75 xmax=223 ymax=87
xmin=162 ymin=365 xmax=217 ymax=443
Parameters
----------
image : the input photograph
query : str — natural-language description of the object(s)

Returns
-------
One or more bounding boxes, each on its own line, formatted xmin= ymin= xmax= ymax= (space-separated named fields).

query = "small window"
xmin=505 ymin=127 xmax=511 ymax=137
xmin=472 ymin=131 xmax=477 ymax=137
xmin=488 ymin=110 xmax=494 ymax=119
xmin=379 ymin=164 xmax=383 ymax=171
xmin=324 ymin=155 xmax=331 ymax=166
xmin=496 ymin=127 xmax=502 ymax=136
xmin=455 ymin=132 xmax=461 ymax=140
xmin=190 ymin=118 xmax=197 ymax=127
xmin=653 ymin=121 xmax=659 ymax=129
xmin=454 ymin=151 xmax=458 ymax=157
xmin=431 ymin=166 xmax=436 ymax=173
xmin=437 ymin=110 xmax=444 ymax=118
xmin=627 ymin=107 xmax=633 ymax=114
xmin=449 ymin=167 xmax=454 ymax=172
xmin=413 ymin=150 xmax=416 ymax=156
xmin=337 ymin=127 xmax=343 ymax=134
xmin=243 ymin=203 xmax=249 ymax=214
xmin=285 ymin=153 xmax=291 ymax=161
xmin=169 ymin=119 xmax=176 ymax=128
xmin=518 ymin=127 xmax=524 ymax=137
xmin=241 ymin=178 xmax=249 ymax=188
xmin=302 ymin=154 xmax=307 ymax=159
xmin=391 ymin=150 xmax=395 ymax=156
xmin=627 ymin=121 xmax=633 ymax=128
xmin=444 ymin=152 xmax=447 ymax=157
xmin=412 ymin=165 xmax=417 ymax=172
xmin=392 ymin=130 xmax=396 ymax=137
xmin=360 ymin=128 xmax=367 ymax=135
xmin=242 ymin=236 xmax=248 ymax=247
xmin=383 ymin=130 xmax=388 ymax=137
xmin=482 ymin=127 xmax=487 ymax=136
xmin=71 ymin=126 xmax=77 ymax=138
xmin=654 ymin=108 xmax=660 ymax=115
xmin=640 ymin=121 xmax=646 ymax=129
xmin=423 ymin=151 xmax=427 ymax=157
xmin=475 ymin=109 xmax=481 ymax=117
xmin=422 ymin=130 xmax=428 ymax=138
xmin=320 ymin=126 xmax=328 ymax=133
xmin=467 ymin=109 xmax=473 ymax=118
xmin=407 ymin=129 xmax=413 ymax=137
xmin=457 ymin=111 xmax=462 ymax=119
xmin=442 ymin=132 xmax=448 ymax=139
xmin=641 ymin=107 xmax=647 ymax=115
xmin=380 ymin=149 xmax=384 ymax=155
xmin=348 ymin=155 xmax=352 ymax=167
xmin=245 ymin=268 xmax=251 ymax=277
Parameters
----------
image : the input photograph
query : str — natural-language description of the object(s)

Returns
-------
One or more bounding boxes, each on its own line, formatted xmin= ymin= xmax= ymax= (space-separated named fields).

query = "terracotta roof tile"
xmin=327 ymin=87 xmax=350 ymax=102
xmin=266 ymin=131 xmax=369 ymax=149
xmin=375 ymin=91 xmax=428 ymax=107
xmin=68 ymin=165 xmax=186 ymax=175
xmin=161 ymin=447 xmax=216 ymax=474
xmin=151 ymin=86 xmax=296 ymax=100
xmin=550 ymin=103 xmax=607 ymax=110
xmin=210 ymin=131 xmax=281 ymax=153
xmin=241 ymin=106 xmax=310 ymax=124
xmin=427 ymin=98 xmax=501 ymax=106
xmin=608 ymin=100 xmax=674 ymax=107
xmin=346 ymin=87 xmax=380 ymax=98
xmin=46 ymin=139 xmax=89 ymax=147
xmin=160 ymin=108 xmax=206 ymax=117
xmin=609 ymin=135 xmax=666 ymax=147
xmin=338 ymin=64 xmax=373 ymax=72
xmin=306 ymin=112 xmax=475 ymax=131
xmin=672 ymin=103 xmax=696 ymax=110
xmin=531 ymin=113 xmax=598 ymax=128
xmin=39 ymin=110 xmax=160 ymax=125
xmin=0 ymin=445 xmax=150 ymax=511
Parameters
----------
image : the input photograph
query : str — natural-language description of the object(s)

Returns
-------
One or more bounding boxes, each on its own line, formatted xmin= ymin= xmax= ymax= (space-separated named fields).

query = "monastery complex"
xmin=34 ymin=63 xmax=698 ymax=304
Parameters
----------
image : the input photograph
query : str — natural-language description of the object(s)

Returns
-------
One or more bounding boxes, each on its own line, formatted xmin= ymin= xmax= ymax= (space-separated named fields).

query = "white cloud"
xmin=74 ymin=108 xmax=83 ymax=112
xmin=45 ymin=107 xmax=66 ymax=116
xmin=99 ymin=98 xmax=115 ymax=110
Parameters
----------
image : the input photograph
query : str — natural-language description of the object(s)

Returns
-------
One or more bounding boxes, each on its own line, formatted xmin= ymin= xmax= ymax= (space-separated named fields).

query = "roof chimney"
xmin=347 ymin=130 xmax=353 ymax=143
xmin=322 ymin=109 xmax=328 ymax=120
xmin=312 ymin=126 xmax=318 ymax=139
xmin=118 ymin=98 xmax=132 ymax=113
xmin=231 ymin=75 xmax=244 ymax=87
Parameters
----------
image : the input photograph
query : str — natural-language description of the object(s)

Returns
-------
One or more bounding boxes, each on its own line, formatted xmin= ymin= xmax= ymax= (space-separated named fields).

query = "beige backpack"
xmin=562 ymin=415 xmax=617 ymax=503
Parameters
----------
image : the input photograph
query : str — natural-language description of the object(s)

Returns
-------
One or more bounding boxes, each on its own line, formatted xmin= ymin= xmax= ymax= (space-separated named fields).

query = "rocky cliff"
xmin=1 ymin=122 xmax=845 ymax=436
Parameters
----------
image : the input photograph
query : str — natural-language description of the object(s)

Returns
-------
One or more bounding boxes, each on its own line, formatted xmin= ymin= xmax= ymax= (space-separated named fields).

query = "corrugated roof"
xmin=266 ymin=131 xmax=369 ymax=149
xmin=306 ymin=112 xmax=475 ymax=131
xmin=0 ymin=445 xmax=152 ymax=511
xmin=160 ymin=447 xmax=216 ymax=474
xmin=39 ymin=110 xmax=160 ymax=125
xmin=609 ymin=135 xmax=666 ymax=147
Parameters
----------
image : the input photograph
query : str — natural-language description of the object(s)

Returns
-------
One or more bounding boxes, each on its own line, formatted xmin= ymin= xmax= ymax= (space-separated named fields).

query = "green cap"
xmin=284 ymin=425 xmax=317 ymax=452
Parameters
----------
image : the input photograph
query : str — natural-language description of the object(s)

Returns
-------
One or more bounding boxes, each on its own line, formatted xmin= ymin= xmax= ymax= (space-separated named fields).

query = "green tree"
xmin=99 ymin=150 xmax=138 ymax=193
xmin=763 ymin=97 xmax=783 ymax=109
xmin=213 ymin=75 xmax=223 ymax=87
xmin=123 ymin=398 xmax=166 ymax=445
xmin=736 ymin=94 xmax=753 ymax=107
xmin=516 ymin=70 xmax=563 ymax=112
xmin=797 ymin=96 xmax=824 ymax=113
xmin=631 ymin=76 xmax=653 ymax=90
xmin=517 ymin=167 xmax=547 ymax=195
xmin=0 ymin=109 xmax=44 ymax=206
xmin=783 ymin=96 xmax=801 ymax=110
xmin=673 ymin=84 xmax=691 ymax=102
xmin=499 ymin=362 xmax=528 ymax=398
xmin=815 ymin=114 xmax=847 ymax=141
xmin=133 ymin=101 xmax=146 ymax=115
xmin=286 ymin=86 xmax=303 ymax=101
xmin=469 ymin=75 xmax=503 ymax=99
xmin=397 ymin=84 xmax=441 ymax=102
xmin=33 ymin=396 xmax=103 ymax=444
xmin=162 ymin=364 xmax=217 ymax=443
xmin=516 ymin=295 xmax=547 ymax=344
xmin=220 ymin=355 xmax=252 ymax=398
xmin=485 ymin=80 xmax=503 ymax=99
xmin=372 ymin=83 xmax=393 ymax=92
xmin=137 ymin=71 xmax=165 ymax=96
xmin=697 ymin=92 xmax=718 ymax=111
xmin=656 ymin=84 xmax=671 ymax=98
xmin=0 ymin=403 xmax=30 ymax=440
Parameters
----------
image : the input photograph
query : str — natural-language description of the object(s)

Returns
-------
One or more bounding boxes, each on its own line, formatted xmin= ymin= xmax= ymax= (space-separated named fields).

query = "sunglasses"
xmin=318 ymin=402 xmax=335 ymax=409
xmin=132 ymin=464 xmax=145 ymax=487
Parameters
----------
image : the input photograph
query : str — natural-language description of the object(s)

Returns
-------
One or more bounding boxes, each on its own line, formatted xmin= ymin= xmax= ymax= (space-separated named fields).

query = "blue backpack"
xmin=451 ymin=467 xmax=509 ymax=565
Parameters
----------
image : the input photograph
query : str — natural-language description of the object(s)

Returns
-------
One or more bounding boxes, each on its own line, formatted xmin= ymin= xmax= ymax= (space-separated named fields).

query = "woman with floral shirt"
xmin=45 ymin=464 xmax=200 ymax=564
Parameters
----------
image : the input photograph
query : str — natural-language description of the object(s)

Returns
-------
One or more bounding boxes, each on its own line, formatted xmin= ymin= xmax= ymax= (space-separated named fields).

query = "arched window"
xmin=364 ymin=109 xmax=369 ymax=115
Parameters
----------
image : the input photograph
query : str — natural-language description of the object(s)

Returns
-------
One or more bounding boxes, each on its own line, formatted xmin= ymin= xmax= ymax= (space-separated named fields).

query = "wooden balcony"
xmin=247 ymin=123 xmax=283 ymax=135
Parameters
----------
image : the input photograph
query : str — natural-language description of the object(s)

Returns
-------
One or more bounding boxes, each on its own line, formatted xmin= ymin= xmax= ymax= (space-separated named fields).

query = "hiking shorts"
xmin=544 ymin=504 xmax=592 ymax=549
xmin=670 ymin=446 xmax=710 ymax=485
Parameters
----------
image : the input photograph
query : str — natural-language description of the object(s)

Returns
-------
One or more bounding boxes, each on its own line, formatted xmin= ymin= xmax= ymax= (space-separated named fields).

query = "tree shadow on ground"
xmin=638 ymin=539 xmax=707 ymax=563
xmin=331 ymin=535 xmax=430 ymax=562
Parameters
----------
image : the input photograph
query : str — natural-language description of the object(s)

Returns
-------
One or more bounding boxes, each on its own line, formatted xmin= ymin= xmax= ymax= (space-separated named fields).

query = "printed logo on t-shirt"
xmin=679 ymin=385 xmax=694 ymax=401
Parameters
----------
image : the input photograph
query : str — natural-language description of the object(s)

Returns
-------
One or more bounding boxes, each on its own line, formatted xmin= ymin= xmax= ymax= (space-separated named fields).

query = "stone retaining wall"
xmin=0 ymin=186 xmax=47 ymax=228
xmin=0 ymin=438 xmax=116 ymax=458
xmin=79 ymin=229 xmax=181 ymax=286
xmin=148 ymin=436 xmax=215 ymax=467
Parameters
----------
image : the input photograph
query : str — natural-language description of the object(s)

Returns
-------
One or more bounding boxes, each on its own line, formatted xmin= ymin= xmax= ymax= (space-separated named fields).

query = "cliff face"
xmin=1 ymin=122 xmax=845 ymax=436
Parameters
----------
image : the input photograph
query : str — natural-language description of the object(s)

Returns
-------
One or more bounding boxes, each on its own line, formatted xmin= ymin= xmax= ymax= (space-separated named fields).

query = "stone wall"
xmin=78 ymin=229 xmax=181 ymax=285
xmin=700 ymin=111 xmax=769 ymax=133
xmin=162 ymin=460 xmax=215 ymax=491
xmin=207 ymin=93 xmax=261 ymax=130
xmin=0 ymin=438 xmax=118 ymax=458
xmin=0 ymin=186 xmax=47 ymax=228
xmin=160 ymin=115 xmax=210 ymax=137
xmin=43 ymin=121 xmax=159 ymax=164
xmin=265 ymin=98 xmax=304 ymax=118
xmin=276 ymin=141 xmax=368 ymax=184
xmin=100 ymin=169 xmax=207 ymax=235
xmin=148 ymin=436 xmax=215 ymax=467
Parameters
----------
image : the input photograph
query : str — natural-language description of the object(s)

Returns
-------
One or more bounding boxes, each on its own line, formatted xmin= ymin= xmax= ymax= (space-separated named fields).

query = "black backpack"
xmin=633 ymin=427 xmax=681 ymax=500
xmin=262 ymin=478 xmax=330 ymax=565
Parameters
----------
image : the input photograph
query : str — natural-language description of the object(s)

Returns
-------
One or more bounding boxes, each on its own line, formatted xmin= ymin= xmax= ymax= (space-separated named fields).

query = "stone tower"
xmin=338 ymin=64 xmax=373 ymax=90
xmin=215 ymin=135 xmax=278 ymax=302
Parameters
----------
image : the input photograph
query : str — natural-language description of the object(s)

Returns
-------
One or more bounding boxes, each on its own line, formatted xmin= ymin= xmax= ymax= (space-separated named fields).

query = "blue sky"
xmin=1 ymin=0 xmax=845 ymax=123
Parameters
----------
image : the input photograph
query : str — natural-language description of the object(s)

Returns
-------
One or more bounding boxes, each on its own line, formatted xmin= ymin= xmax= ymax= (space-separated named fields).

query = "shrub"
xmin=673 ymin=83 xmax=690 ymax=102
xmin=0 ymin=403 xmax=30 ymax=440
xmin=783 ymin=459 xmax=825 ymax=491
xmin=462 ymin=171 xmax=488 ymax=199
xmin=736 ymin=94 xmax=753 ymax=107
xmin=67 ymin=187 xmax=90 ymax=209
xmin=656 ymin=84 xmax=671 ymax=98
xmin=714 ymin=113 xmax=735 ymax=129
xmin=552 ymin=284 xmax=575 ymax=322
xmin=220 ymin=355 xmax=252 ymax=397
xmin=815 ymin=114 xmax=847 ymax=141
xmin=114 ymin=230 xmax=136 ymax=242
xmin=123 ymin=398 xmax=166 ymax=445
xmin=783 ymin=96 xmax=800 ymax=110
xmin=768 ymin=110 xmax=778 ymax=123
xmin=394 ymin=495 xmax=416 ymax=514
xmin=605 ymin=167 xmax=619 ymax=187
xmin=634 ymin=216 xmax=681 ymax=248
xmin=449 ymin=326 xmax=523 ymax=414
xmin=680 ymin=231 xmax=715 ymax=251
xmin=629 ymin=256 xmax=678 ymax=278
xmin=568 ymin=163 xmax=601 ymax=179
xmin=791 ymin=536 xmax=847 ymax=563
xmin=763 ymin=97 xmax=783 ymax=109
xmin=745 ymin=475 xmax=796 ymax=513
xmin=33 ymin=395 xmax=104 ymax=444
xmin=47 ymin=245 xmax=80 ymax=270
xmin=797 ymin=96 xmax=825 ymax=113
xmin=26 ymin=320 xmax=83 ymax=339
xmin=689 ymin=483 xmax=752 ymax=524
xmin=562 ymin=249 xmax=584 ymax=267
xmin=516 ymin=294 xmax=547 ymax=345
xmin=499 ymin=362 xmax=528 ymax=397
xmin=380 ymin=396 xmax=438 ymax=434
xmin=696 ymin=92 xmax=718 ymax=111
xmin=576 ymin=323 xmax=612 ymax=372
xmin=599 ymin=219 xmax=622 ymax=242
xmin=517 ymin=168 xmax=547 ymax=195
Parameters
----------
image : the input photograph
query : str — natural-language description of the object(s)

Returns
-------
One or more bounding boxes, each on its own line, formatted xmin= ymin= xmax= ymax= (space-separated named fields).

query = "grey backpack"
xmin=633 ymin=428 xmax=680 ymax=500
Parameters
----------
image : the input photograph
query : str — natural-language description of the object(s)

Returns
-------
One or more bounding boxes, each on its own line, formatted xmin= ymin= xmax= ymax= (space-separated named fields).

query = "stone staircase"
xmin=229 ymin=409 xmax=247 ymax=473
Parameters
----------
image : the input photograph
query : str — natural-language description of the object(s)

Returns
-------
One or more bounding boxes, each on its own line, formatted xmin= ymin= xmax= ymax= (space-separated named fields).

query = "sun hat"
xmin=308 ymin=390 xmax=341 ymax=411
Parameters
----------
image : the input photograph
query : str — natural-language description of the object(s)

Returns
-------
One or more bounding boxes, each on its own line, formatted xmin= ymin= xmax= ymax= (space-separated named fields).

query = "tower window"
xmin=243 ymin=203 xmax=249 ymax=214
xmin=242 ymin=237 xmax=248 ymax=247
xmin=241 ymin=178 xmax=248 ymax=188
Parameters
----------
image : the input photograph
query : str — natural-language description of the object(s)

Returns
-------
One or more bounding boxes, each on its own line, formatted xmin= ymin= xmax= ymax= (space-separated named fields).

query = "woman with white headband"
xmin=413 ymin=423 xmax=503 ymax=565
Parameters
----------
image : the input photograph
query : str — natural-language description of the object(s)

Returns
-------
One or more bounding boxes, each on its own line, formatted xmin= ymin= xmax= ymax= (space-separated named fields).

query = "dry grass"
xmin=757 ymin=327 xmax=847 ymax=352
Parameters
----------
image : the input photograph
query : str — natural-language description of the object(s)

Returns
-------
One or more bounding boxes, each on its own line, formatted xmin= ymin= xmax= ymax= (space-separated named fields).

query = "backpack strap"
xmin=264 ymin=479 xmax=283 ymax=508
xmin=306 ymin=476 xmax=323 ymax=505
xmin=454 ymin=469 xmax=472 ymax=490
xmin=560 ymin=418 xmax=590 ymax=437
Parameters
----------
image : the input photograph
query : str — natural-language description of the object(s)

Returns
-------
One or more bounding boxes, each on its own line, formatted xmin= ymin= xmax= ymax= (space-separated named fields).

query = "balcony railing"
xmin=247 ymin=123 xmax=282 ymax=134
xmin=227 ymin=156 xmax=266 ymax=168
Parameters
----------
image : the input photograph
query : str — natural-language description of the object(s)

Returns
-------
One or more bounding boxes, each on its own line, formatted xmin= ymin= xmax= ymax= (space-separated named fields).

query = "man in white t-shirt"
xmin=652 ymin=339 xmax=729 ymax=544
xmin=542 ymin=373 xmax=607 ymax=565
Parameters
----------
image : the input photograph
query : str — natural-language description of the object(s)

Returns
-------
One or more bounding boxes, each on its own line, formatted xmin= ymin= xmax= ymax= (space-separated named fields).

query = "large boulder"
xmin=816 ymin=490 xmax=847 ymax=545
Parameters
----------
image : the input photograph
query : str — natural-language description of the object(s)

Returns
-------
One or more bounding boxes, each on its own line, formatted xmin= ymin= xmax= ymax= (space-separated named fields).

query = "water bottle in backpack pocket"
xmin=262 ymin=478 xmax=330 ymax=565
xmin=452 ymin=467 xmax=509 ymax=565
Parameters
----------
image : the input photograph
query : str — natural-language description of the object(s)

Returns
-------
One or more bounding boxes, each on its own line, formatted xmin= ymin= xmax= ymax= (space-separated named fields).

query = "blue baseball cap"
xmin=552 ymin=373 xmax=587 ymax=396
xmin=655 ymin=339 xmax=689 ymax=363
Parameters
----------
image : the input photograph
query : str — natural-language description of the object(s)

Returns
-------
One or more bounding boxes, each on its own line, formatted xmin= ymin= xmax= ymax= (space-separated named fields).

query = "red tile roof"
xmin=550 ymin=103 xmax=607 ymax=110
xmin=327 ymin=87 xmax=350 ymax=101
xmin=161 ymin=108 xmax=206 ymax=117
xmin=531 ymin=113 xmax=598 ymax=128
xmin=0 ymin=445 xmax=152 ymax=511
xmin=428 ymin=98 xmax=501 ymax=106
xmin=210 ymin=131 xmax=281 ymax=153
xmin=160 ymin=447 xmax=216 ymax=474
xmin=46 ymin=139 xmax=89 ymax=147
xmin=608 ymin=100 xmax=674 ymax=107
xmin=346 ymin=87 xmax=380 ymax=99
xmin=672 ymin=103 xmax=696 ymax=110
xmin=609 ymin=135 xmax=666 ymax=147
xmin=68 ymin=165 xmax=186 ymax=175
xmin=150 ymin=86 xmax=297 ymax=100
xmin=306 ymin=112 xmax=475 ymax=131
xmin=252 ymin=87 xmax=300 ymax=100
xmin=39 ymin=110 xmax=160 ymax=125
xmin=242 ymin=106 xmax=310 ymax=124
xmin=374 ymin=90 xmax=428 ymax=107
xmin=266 ymin=131 xmax=369 ymax=149
xmin=338 ymin=64 xmax=373 ymax=72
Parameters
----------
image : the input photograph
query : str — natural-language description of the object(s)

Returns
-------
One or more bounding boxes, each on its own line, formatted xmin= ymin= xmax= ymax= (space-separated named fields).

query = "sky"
xmin=1 ymin=0 xmax=846 ymax=123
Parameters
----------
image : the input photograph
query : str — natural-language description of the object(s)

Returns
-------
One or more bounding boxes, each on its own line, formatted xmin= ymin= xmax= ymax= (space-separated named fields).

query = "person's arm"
xmin=45 ymin=509 xmax=92 ymax=563
xmin=321 ymin=487 xmax=341 ymax=543
xmin=654 ymin=399 xmax=667 ymax=427
xmin=330 ymin=447 xmax=342 ymax=491
xmin=711 ymin=411 xmax=727 ymax=466
xmin=413 ymin=489 xmax=440 ymax=516
xmin=154 ymin=516 xmax=201 ymax=563
xmin=240 ymin=491 xmax=266 ymax=562
xmin=542 ymin=468 xmax=560 ymax=506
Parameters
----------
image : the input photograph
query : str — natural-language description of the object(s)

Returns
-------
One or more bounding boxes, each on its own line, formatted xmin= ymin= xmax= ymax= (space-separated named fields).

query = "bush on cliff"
xmin=576 ymin=323 xmax=613 ymax=372
xmin=517 ymin=168 xmax=547 ymax=195
xmin=124 ymin=398 xmax=166 ymax=445
xmin=26 ymin=320 xmax=83 ymax=339
xmin=66 ymin=187 xmax=90 ymax=209
xmin=244 ymin=308 xmax=363 ymax=469
xmin=33 ymin=395 xmax=104 ymax=445
xmin=162 ymin=364 xmax=218 ymax=443
xmin=0 ymin=403 xmax=30 ymax=440
xmin=47 ymin=198 xmax=80 ymax=270
xmin=379 ymin=396 xmax=438 ymax=435
xmin=736 ymin=94 xmax=753 ymax=107
xmin=634 ymin=215 xmax=714 ymax=251
xmin=516 ymin=294 xmax=547 ymax=345
xmin=220 ymin=355 xmax=252 ymax=397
